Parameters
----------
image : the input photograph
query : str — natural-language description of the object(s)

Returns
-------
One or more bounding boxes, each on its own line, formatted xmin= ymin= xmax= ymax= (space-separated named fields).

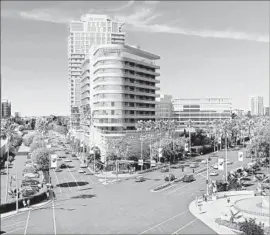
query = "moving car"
xmin=201 ymin=160 xmax=207 ymax=164
xmin=80 ymin=163 xmax=88 ymax=168
xmin=213 ymin=164 xmax=218 ymax=170
xmin=24 ymin=173 xmax=39 ymax=178
xmin=78 ymin=169 xmax=85 ymax=173
xmin=135 ymin=176 xmax=145 ymax=182
xmin=210 ymin=171 xmax=219 ymax=176
xmin=190 ymin=163 xmax=199 ymax=168
xmin=60 ymin=164 xmax=68 ymax=169
xmin=182 ymin=174 xmax=195 ymax=182
xmin=64 ymin=159 xmax=72 ymax=162
xmin=226 ymin=160 xmax=233 ymax=165
xmin=164 ymin=174 xmax=176 ymax=182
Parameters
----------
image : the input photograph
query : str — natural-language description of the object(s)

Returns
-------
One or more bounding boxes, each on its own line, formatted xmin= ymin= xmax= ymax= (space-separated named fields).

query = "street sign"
xmin=150 ymin=160 xmax=156 ymax=167
xmin=218 ymin=137 xmax=222 ymax=144
xmin=184 ymin=143 xmax=189 ymax=151
xmin=238 ymin=151 xmax=244 ymax=161
xmin=218 ymin=158 xmax=224 ymax=171
xmin=138 ymin=160 xmax=143 ymax=166
xmin=158 ymin=148 xmax=162 ymax=158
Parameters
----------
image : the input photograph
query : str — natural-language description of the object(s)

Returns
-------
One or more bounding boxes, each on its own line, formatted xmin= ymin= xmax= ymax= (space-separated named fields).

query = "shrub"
xmin=153 ymin=183 xmax=171 ymax=191
xmin=31 ymin=148 xmax=50 ymax=171
xmin=18 ymin=125 xmax=25 ymax=132
xmin=239 ymin=218 xmax=265 ymax=235
xmin=23 ymin=134 xmax=35 ymax=147
xmin=30 ymin=141 xmax=44 ymax=153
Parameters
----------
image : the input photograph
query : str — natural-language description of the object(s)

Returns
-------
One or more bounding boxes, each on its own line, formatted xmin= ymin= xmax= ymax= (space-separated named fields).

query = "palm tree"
xmin=2 ymin=122 xmax=18 ymax=202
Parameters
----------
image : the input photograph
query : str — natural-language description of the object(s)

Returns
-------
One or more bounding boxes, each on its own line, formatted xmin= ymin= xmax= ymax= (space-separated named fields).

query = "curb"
xmin=1 ymin=199 xmax=52 ymax=219
xmin=189 ymin=200 xmax=236 ymax=235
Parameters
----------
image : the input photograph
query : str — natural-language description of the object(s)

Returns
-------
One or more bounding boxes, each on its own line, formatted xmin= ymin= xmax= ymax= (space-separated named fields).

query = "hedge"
xmin=153 ymin=183 xmax=171 ymax=191
xmin=0 ymin=190 xmax=49 ymax=214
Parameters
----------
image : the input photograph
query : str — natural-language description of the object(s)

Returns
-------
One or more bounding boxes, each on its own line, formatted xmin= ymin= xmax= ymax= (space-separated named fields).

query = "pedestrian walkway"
xmin=189 ymin=194 xmax=257 ymax=235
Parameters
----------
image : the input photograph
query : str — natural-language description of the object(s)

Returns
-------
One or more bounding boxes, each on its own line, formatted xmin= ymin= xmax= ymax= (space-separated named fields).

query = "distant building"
xmin=250 ymin=96 xmax=264 ymax=116
xmin=232 ymin=109 xmax=245 ymax=117
xmin=171 ymin=98 xmax=232 ymax=128
xmin=265 ymin=107 xmax=269 ymax=116
xmin=15 ymin=112 xmax=21 ymax=117
xmin=156 ymin=94 xmax=173 ymax=120
xmin=1 ymin=99 xmax=11 ymax=119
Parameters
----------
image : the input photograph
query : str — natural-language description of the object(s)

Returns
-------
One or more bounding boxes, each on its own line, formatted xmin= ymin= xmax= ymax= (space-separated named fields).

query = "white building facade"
xmin=68 ymin=14 xmax=125 ymax=128
xmin=171 ymin=98 xmax=232 ymax=128
xmin=250 ymin=96 xmax=264 ymax=116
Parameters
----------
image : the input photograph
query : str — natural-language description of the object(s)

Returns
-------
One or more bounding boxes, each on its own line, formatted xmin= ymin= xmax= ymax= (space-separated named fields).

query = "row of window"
xmin=95 ymin=85 xmax=155 ymax=94
xmin=94 ymin=76 xmax=155 ymax=87
xmin=93 ymin=110 xmax=155 ymax=116
xmin=93 ymin=93 xmax=155 ymax=100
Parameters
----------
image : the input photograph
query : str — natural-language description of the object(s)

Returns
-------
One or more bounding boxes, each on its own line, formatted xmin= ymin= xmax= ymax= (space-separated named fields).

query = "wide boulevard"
xmin=1 ymin=147 xmax=250 ymax=234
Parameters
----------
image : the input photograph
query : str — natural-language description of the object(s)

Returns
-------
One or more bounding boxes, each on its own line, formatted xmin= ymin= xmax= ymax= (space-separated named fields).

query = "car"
xmin=210 ymin=171 xmax=219 ymax=176
xmin=213 ymin=164 xmax=218 ymax=170
xmin=226 ymin=161 xmax=233 ymax=165
xmin=80 ymin=164 xmax=88 ymax=168
xmin=182 ymin=174 xmax=195 ymax=182
xmin=55 ymin=168 xmax=62 ymax=172
xmin=164 ymin=174 xmax=176 ymax=182
xmin=78 ymin=169 xmax=85 ymax=173
xmin=160 ymin=168 xmax=169 ymax=173
xmin=190 ymin=163 xmax=199 ymax=168
xmin=24 ymin=173 xmax=39 ymax=178
xmin=135 ymin=176 xmax=145 ymax=182
xmin=60 ymin=164 xmax=68 ymax=169
xmin=64 ymin=159 xmax=72 ymax=162
xmin=201 ymin=160 xmax=207 ymax=164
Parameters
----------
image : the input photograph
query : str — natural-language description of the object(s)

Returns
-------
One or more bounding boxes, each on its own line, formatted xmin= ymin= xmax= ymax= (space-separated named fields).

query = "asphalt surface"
xmin=1 ymin=145 xmax=251 ymax=234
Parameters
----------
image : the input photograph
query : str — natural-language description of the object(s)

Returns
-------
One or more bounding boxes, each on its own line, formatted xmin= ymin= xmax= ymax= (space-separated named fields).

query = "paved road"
xmin=1 ymin=146 xmax=251 ymax=234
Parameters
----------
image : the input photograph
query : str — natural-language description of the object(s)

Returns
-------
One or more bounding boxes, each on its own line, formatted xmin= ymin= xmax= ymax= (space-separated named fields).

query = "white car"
xmin=78 ymin=169 xmax=85 ymax=173
xmin=213 ymin=164 xmax=218 ymax=170
xmin=80 ymin=164 xmax=88 ymax=168
xmin=226 ymin=161 xmax=233 ymax=165
xmin=64 ymin=159 xmax=72 ymax=162
xmin=201 ymin=160 xmax=207 ymax=164
xmin=210 ymin=171 xmax=219 ymax=176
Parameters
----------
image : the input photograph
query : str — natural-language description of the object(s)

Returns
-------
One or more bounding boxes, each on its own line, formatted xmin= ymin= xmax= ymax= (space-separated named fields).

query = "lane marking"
xmin=2 ymin=220 xmax=27 ymax=229
xmin=24 ymin=209 xmax=31 ymax=235
xmin=52 ymin=199 xmax=57 ymax=235
xmin=171 ymin=218 xmax=197 ymax=234
xmin=5 ymin=226 xmax=25 ymax=234
xmin=53 ymin=170 xmax=63 ymax=194
xmin=67 ymin=165 xmax=81 ymax=188
xmin=139 ymin=210 xmax=189 ymax=234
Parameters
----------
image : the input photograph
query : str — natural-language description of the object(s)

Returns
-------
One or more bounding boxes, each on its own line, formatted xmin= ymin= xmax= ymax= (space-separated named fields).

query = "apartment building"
xmin=1 ymin=99 xmax=11 ymax=119
xmin=80 ymin=44 xmax=160 ymax=132
xmin=68 ymin=14 xmax=126 ymax=128
xmin=250 ymin=96 xmax=264 ymax=116
xmin=171 ymin=98 xmax=232 ymax=128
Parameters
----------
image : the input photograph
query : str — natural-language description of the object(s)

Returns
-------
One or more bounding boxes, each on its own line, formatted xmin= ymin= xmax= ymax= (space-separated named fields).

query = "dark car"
xmin=182 ymin=174 xmax=195 ymax=182
xmin=165 ymin=174 xmax=175 ymax=182
xmin=135 ymin=176 xmax=145 ymax=182
xmin=160 ymin=168 xmax=169 ymax=173
xmin=60 ymin=164 xmax=67 ymax=169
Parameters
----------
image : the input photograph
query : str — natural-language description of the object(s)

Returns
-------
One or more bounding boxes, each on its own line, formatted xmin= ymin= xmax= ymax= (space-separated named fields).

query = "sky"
xmin=1 ymin=1 xmax=269 ymax=116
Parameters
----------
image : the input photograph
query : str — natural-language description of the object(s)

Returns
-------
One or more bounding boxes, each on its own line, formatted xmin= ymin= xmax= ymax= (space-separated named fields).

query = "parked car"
xmin=60 ymin=164 xmax=68 ymax=169
xmin=135 ymin=176 xmax=145 ymax=182
xmin=164 ymin=173 xmax=175 ymax=182
xmin=24 ymin=173 xmax=39 ymax=178
xmin=78 ymin=169 xmax=85 ymax=173
xmin=213 ymin=164 xmax=218 ymax=170
xmin=182 ymin=174 xmax=195 ymax=182
xmin=55 ymin=168 xmax=62 ymax=172
xmin=64 ymin=159 xmax=72 ymax=162
xmin=226 ymin=160 xmax=233 ymax=165
xmin=201 ymin=160 xmax=207 ymax=164
xmin=210 ymin=171 xmax=219 ymax=176
xmin=80 ymin=163 xmax=88 ymax=168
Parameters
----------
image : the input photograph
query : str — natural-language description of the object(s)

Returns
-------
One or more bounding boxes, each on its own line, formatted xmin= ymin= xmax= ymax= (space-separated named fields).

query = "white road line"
xmin=52 ymin=199 xmax=57 ymax=235
xmin=171 ymin=218 xmax=197 ymax=234
xmin=2 ymin=220 xmax=27 ymax=229
xmin=67 ymin=166 xmax=81 ymax=188
xmin=24 ymin=209 xmax=31 ymax=235
xmin=53 ymin=170 xmax=63 ymax=194
xmin=139 ymin=210 xmax=189 ymax=234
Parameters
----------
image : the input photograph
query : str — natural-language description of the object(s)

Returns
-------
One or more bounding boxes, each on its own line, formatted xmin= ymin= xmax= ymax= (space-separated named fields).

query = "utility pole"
xmin=16 ymin=172 xmax=19 ymax=212
xmin=225 ymin=131 xmax=228 ymax=182
xmin=206 ymin=158 xmax=209 ymax=195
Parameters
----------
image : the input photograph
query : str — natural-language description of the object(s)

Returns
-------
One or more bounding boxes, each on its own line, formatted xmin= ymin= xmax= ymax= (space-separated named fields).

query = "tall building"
xmin=264 ymin=107 xmax=269 ymax=116
xmin=156 ymin=94 xmax=173 ymax=120
xmin=171 ymin=98 xmax=232 ymax=128
xmin=68 ymin=14 xmax=126 ymax=128
xmin=250 ymin=96 xmax=264 ymax=116
xmin=80 ymin=44 xmax=160 ymax=133
xmin=1 ymin=99 xmax=11 ymax=119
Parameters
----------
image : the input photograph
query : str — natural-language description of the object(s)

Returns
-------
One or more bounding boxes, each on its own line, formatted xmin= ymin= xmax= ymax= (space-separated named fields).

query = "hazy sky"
xmin=1 ymin=1 xmax=269 ymax=116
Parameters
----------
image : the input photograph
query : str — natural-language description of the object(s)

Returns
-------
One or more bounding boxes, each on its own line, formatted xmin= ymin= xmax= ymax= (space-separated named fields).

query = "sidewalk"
xmin=189 ymin=195 xmax=254 ymax=235
xmin=1 ymin=198 xmax=52 ymax=219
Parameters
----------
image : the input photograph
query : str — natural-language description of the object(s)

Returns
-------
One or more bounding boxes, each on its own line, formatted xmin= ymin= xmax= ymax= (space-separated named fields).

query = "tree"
xmin=23 ymin=134 xmax=35 ymax=147
xmin=105 ymin=136 xmax=130 ymax=161
xmin=31 ymin=148 xmax=50 ymax=183
xmin=30 ymin=141 xmax=45 ymax=153
xmin=239 ymin=218 xmax=264 ymax=235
